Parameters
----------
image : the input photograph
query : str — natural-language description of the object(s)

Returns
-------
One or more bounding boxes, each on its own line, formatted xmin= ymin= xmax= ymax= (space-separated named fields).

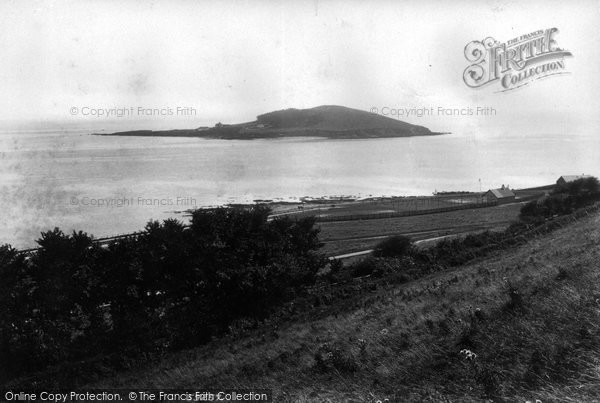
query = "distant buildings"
xmin=484 ymin=185 xmax=516 ymax=204
xmin=556 ymin=175 xmax=593 ymax=186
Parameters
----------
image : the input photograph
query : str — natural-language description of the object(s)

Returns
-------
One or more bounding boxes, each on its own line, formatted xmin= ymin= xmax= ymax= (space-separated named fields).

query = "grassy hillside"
xmin=255 ymin=105 xmax=430 ymax=133
xmin=80 ymin=208 xmax=600 ymax=401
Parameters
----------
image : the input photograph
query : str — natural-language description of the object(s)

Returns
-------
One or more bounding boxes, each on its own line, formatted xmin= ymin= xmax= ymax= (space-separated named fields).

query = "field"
xmin=319 ymin=202 xmax=524 ymax=256
xmin=268 ymin=194 xmax=484 ymax=220
xmin=80 ymin=205 xmax=600 ymax=401
xmin=266 ymin=185 xmax=549 ymax=222
xmin=265 ymin=187 xmax=548 ymax=258
xmin=272 ymin=193 xmax=481 ymax=217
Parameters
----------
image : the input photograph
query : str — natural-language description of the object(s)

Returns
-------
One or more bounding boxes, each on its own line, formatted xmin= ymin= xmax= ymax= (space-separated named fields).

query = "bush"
xmin=373 ymin=235 xmax=413 ymax=258
xmin=520 ymin=177 xmax=600 ymax=222
xmin=555 ymin=176 xmax=600 ymax=198
xmin=350 ymin=257 xmax=377 ymax=277
xmin=0 ymin=245 xmax=33 ymax=379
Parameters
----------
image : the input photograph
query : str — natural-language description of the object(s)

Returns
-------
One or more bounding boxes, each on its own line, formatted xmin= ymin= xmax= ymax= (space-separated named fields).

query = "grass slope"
xmin=255 ymin=105 xmax=429 ymax=132
xmin=86 ymin=210 xmax=600 ymax=401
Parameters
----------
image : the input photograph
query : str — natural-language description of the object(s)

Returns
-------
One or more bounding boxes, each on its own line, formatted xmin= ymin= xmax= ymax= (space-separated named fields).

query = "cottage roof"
xmin=487 ymin=188 xmax=515 ymax=198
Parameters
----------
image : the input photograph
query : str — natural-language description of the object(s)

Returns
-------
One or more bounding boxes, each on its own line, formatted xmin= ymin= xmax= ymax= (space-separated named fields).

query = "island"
xmin=93 ymin=105 xmax=445 ymax=139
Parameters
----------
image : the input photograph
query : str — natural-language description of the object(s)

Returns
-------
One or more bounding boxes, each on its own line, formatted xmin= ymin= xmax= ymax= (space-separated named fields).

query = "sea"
xmin=1 ymin=129 xmax=598 ymax=248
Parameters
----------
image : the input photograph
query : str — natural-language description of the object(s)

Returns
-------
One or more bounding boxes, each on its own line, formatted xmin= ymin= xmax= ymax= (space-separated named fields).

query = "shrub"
xmin=0 ymin=245 xmax=33 ymax=379
xmin=555 ymin=176 xmax=600 ymax=198
xmin=350 ymin=257 xmax=377 ymax=277
xmin=373 ymin=235 xmax=413 ymax=258
xmin=520 ymin=177 xmax=600 ymax=222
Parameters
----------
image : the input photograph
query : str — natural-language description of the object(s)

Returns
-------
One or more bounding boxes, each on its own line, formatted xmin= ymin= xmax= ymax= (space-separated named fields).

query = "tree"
xmin=0 ymin=244 xmax=31 ymax=379
xmin=373 ymin=235 xmax=413 ymax=258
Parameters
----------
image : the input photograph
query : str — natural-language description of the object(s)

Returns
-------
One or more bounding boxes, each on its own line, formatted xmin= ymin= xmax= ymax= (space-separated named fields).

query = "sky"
xmin=0 ymin=0 xmax=599 ymax=134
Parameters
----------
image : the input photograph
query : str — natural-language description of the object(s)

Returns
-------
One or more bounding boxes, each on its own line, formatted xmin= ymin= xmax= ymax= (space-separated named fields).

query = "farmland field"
xmin=268 ymin=193 xmax=486 ymax=220
xmin=319 ymin=202 xmax=524 ymax=256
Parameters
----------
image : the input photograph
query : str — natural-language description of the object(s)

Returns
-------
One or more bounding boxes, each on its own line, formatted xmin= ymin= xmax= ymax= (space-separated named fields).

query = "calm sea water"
xmin=1 ymin=129 xmax=598 ymax=248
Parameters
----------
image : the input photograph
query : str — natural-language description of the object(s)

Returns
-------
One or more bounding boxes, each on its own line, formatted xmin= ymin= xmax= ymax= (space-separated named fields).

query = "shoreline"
xmin=178 ymin=185 xmax=550 ymax=219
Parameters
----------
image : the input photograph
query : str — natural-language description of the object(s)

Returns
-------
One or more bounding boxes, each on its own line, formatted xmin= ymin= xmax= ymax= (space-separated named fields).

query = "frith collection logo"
xmin=463 ymin=28 xmax=572 ymax=92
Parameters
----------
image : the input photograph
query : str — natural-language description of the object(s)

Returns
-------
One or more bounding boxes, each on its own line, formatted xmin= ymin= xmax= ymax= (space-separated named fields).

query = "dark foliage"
xmin=520 ymin=177 xmax=600 ymax=222
xmin=372 ymin=235 xmax=413 ymax=258
xmin=0 ymin=206 xmax=325 ymax=382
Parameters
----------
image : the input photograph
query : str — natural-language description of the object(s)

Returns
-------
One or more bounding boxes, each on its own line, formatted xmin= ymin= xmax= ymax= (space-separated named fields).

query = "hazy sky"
xmin=0 ymin=0 xmax=598 ymax=134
